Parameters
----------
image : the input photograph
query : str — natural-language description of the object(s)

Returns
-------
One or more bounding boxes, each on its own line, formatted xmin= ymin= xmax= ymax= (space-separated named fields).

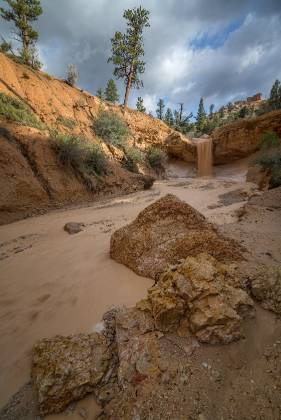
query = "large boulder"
xmin=251 ymin=266 xmax=281 ymax=314
xmin=246 ymin=165 xmax=270 ymax=190
xmin=164 ymin=131 xmax=195 ymax=162
xmin=32 ymin=333 xmax=110 ymax=416
xmin=138 ymin=253 xmax=255 ymax=344
xmin=110 ymin=194 xmax=244 ymax=280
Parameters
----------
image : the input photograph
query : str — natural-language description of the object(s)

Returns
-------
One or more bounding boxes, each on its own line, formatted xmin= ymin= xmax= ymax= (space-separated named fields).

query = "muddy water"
xmin=0 ymin=163 xmax=249 ymax=409
xmin=197 ymin=138 xmax=213 ymax=177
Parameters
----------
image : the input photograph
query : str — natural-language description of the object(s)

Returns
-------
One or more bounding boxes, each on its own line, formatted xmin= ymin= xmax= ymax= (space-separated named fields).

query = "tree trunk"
xmin=123 ymin=72 xmax=132 ymax=108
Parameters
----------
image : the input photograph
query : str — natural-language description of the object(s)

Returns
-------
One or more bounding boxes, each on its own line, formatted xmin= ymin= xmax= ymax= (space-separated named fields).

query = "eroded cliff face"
xmin=0 ymin=122 xmax=152 ymax=225
xmin=0 ymin=53 xmax=174 ymax=224
xmin=0 ymin=53 xmax=172 ymax=147
xmin=213 ymin=110 xmax=281 ymax=164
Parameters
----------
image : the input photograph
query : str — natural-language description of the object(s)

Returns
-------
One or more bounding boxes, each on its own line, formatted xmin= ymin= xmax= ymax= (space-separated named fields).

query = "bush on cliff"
xmin=51 ymin=133 xmax=108 ymax=176
xmin=259 ymin=131 xmax=280 ymax=150
xmin=255 ymin=132 xmax=281 ymax=188
xmin=147 ymin=146 xmax=167 ymax=174
xmin=122 ymin=145 xmax=143 ymax=173
xmin=0 ymin=92 xmax=45 ymax=129
xmin=92 ymin=110 xmax=129 ymax=147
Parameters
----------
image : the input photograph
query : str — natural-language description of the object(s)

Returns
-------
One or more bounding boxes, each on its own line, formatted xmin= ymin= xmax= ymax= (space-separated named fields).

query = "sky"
xmin=0 ymin=0 xmax=280 ymax=117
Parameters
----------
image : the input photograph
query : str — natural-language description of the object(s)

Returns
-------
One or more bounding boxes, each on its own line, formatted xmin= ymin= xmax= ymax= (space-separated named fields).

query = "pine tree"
xmin=173 ymin=103 xmax=193 ymax=133
xmin=196 ymin=97 xmax=206 ymax=132
xmin=105 ymin=79 xmax=119 ymax=103
xmin=156 ymin=98 xmax=165 ymax=120
xmin=66 ymin=64 xmax=78 ymax=87
xmin=96 ymin=88 xmax=105 ymax=100
xmin=164 ymin=108 xmax=174 ymax=126
xmin=108 ymin=6 xmax=150 ymax=108
xmin=269 ymin=79 xmax=281 ymax=110
xmin=136 ymin=97 xmax=146 ymax=112
xmin=209 ymin=104 xmax=215 ymax=117
xmin=0 ymin=0 xmax=42 ymax=68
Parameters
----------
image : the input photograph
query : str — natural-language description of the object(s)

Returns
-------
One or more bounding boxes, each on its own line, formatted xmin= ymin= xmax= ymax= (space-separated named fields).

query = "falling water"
xmin=197 ymin=138 xmax=213 ymax=177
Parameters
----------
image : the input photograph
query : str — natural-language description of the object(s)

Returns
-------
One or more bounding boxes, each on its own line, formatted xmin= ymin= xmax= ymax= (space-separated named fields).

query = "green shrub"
xmin=254 ymin=147 xmax=281 ymax=188
xmin=56 ymin=115 xmax=76 ymax=129
xmin=85 ymin=144 xmax=108 ymax=176
xmin=0 ymin=92 xmax=45 ymax=129
xmin=51 ymin=133 xmax=108 ymax=176
xmin=259 ymin=131 xmax=281 ymax=150
xmin=147 ymin=146 xmax=167 ymax=174
xmin=51 ymin=134 xmax=86 ymax=168
xmin=92 ymin=110 xmax=129 ymax=147
xmin=122 ymin=146 xmax=143 ymax=173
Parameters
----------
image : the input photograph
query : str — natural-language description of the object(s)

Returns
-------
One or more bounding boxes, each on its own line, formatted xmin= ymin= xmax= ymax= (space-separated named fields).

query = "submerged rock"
xmin=110 ymin=194 xmax=244 ymax=280
xmin=64 ymin=222 xmax=84 ymax=234
xmin=138 ymin=253 xmax=255 ymax=344
xmin=32 ymin=333 xmax=110 ymax=415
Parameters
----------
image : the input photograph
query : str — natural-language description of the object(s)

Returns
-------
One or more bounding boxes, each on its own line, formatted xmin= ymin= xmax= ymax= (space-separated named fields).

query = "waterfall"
xmin=197 ymin=138 xmax=213 ymax=177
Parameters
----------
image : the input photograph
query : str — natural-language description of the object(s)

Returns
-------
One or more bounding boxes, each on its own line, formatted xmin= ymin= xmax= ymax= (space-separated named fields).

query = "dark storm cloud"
xmin=0 ymin=0 xmax=280 ymax=113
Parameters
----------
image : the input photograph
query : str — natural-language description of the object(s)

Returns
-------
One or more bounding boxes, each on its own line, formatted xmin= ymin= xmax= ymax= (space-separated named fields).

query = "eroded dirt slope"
xmin=0 ymin=53 xmax=172 ymax=146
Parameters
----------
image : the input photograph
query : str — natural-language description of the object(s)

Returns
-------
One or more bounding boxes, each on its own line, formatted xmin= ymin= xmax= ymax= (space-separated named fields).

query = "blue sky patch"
xmin=190 ymin=18 xmax=244 ymax=50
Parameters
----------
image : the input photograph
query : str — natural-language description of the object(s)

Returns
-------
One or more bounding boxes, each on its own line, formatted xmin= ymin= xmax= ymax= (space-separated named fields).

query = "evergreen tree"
xmin=209 ymin=104 xmax=215 ymax=117
xmin=196 ymin=97 xmax=206 ymax=131
xmin=219 ymin=106 xmax=225 ymax=119
xmin=164 ymin=108 xmax=174 ymax=126
xmin=66 ymin=64 xmax=78 ymax=87
xmin=136 ymin=96 xmax=146 ymax=112
xmin=96 ymin=88 xmax=105 ymax=100
xmin=0 ymin=0 xmax=42 ymax=68
xmin=105 ymin=79 xmax=119 ymax=103
xmin=108 ymin=6 xmax=150 ymax=108
xmin=156 ymin=98 xmax=165 ymax=120
xmin=173 ymin=103 xmax=193 ymax=133
xmin=269 ymin=79 xmax=281 ymax=110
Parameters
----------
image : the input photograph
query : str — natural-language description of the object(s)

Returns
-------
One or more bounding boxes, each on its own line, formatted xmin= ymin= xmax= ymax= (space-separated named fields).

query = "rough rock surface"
xmin=110 ymin=194 xmax=244 ymax=280
xmin=251 ymin=267 xmax=281 ymax=314
xmin=64 ymin=222 xmax=84 ymax=234
xmin=246 ymin=164 xmax=270 ymax=190
xmin=32 ymin=333 xmax=110 ymax=415
xmin=138 ymin=253 xmax=254 ymax=344
xmin=114 ymin=308 xmax=161 ymax=386
xmin=164 ymin=131 xmax=195 ymax=162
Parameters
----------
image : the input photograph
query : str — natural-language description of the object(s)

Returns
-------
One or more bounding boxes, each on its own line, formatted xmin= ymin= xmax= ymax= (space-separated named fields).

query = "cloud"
xmin=0 ymin=0 xmax=280 ymax=114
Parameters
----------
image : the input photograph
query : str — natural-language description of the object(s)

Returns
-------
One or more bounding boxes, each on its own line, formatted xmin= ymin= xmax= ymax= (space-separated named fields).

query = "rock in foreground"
xmin=110 ymin=194 xmax=244 ymax=280
xmin=138 ymin=253 xmax=255 ymax=344
xmin=251 ymin=266 xmax=281 ymax=314
xmin=32 ymin=333 xmax=110 ymax=415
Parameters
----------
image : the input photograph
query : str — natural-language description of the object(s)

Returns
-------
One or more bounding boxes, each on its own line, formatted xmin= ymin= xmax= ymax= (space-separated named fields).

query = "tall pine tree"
xmin=164 ymin=108 xmax=174 ymax=126
xmin=108 ymin=6 xmax=150 ymax=108
xmin=136 ymin=97 xmax=146 ymax=112
xmin=96 ymin=88 xmax=105 ymax=100
xmin=105 ymin=79 xmax=119 ymax=103
xmin=269 ymin=79 xmax=281 ymax=110
xmin=0 ymin=0 xmax=42 ymax=68
xmin=156 ymin=98 xmax=165 ymax=120
xmin=196 ymin=97 xmax=206 ymax=132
